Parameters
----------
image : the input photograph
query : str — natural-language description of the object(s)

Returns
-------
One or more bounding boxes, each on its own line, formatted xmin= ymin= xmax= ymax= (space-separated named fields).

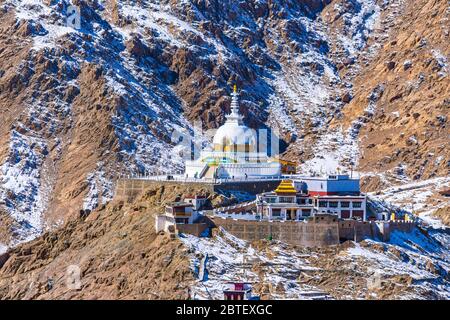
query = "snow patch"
xmin=180 ymin=230 xmax=324 ymax=300
xmin=0 ymin=130 xmax=48 ymax=242
xmin=0 ymin=244 xmax=7 ymax=255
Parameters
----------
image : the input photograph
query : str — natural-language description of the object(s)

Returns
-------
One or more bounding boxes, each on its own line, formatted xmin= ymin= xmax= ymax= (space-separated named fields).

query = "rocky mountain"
xmin=0 ymin=189 xmax=194 ymax=299
xmin=0 ymin=185 xmax=448 ymax=299
xmin=0 ymin=0 xmax=448 ymax=253
xmin=338 ymin=0 xmax=449 ymax=182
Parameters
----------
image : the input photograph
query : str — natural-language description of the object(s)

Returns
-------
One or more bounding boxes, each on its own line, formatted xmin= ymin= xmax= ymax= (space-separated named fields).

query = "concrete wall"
xmin=336 ymin=220 xmax=415 ymax=242
xmin=217 ymin=163 xmax=281 ymax=178
xmin=293 ymin=176 xmax=360 ymax=194
xmin=177 ymin=223 xmax=210 ymax=237
xmin=210 ymin=215 xmax=340 ymax=247
xmin=214 ymin=180 xmax=281 ymax=195
xmin=114 ymin=178 xmax=281 ymax=203
xmin=209 ymin=216 xmax=416 ymax=247
xmin=155 ymin=214 xmax=209 ymax=237
xmin=390 ymin=221 xmax=416 ymax=233
xmin=339 ymin=220 xmax=377 ymax=242
xmin=115 ymin=179 xmax=215 ymax=202
xmin=155 ymin=215 xmax=175 ymax=233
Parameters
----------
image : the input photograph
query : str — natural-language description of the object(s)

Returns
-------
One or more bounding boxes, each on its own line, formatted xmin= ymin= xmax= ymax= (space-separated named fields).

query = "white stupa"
xmin=185 ymin=86 xmax=281 ymax=179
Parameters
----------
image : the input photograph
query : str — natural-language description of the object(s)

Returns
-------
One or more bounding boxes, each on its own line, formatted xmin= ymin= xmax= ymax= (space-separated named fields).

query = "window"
xmin=235 ymin=283 xmax=244 ymax=291
xmin=272 ymin=209 xmax=281 ymax=217
xmin=319 ymin=201 xmax=328 ymax=208
xmin=297 ymin=198 xmax=306 ymax=204
xmin=279 ymin=197 xmax=295 ymax=203
xmin=352 ymin=210 xmax=364 ymax=219
xmin=302 ymin=209 xmax=311 ymax=217
xmin=341 ymin=210 xmax=351 ymax=219
xmin=175 ymin=218 xmax=189 ymax=224
xmin=352 ymin=202 xmax=362 ymax=208
xmin=329 ymin=201 xmax=338 ymax=208
xmin=341 ymin=201 xmax=350 ymax=208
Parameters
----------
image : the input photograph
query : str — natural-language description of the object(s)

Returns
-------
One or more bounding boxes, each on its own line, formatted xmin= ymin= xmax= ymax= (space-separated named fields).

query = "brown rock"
xmin=386 ymin=61 xmax=396 ymax=70
xmin=342 ymin=92 xmax=352 ymax=103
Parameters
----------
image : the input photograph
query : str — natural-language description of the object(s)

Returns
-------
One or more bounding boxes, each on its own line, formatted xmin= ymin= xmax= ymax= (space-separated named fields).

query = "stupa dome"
xmin=212 ymin=122 xmax=256 ymax=146
xmin=212 ymin=86 xmax=256 ymax=152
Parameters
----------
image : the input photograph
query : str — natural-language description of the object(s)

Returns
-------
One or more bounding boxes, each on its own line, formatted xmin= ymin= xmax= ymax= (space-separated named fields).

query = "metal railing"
xmin=122 ymin=174 xmax=283 ymax=184
xmin=189 ymin=151 xmax=270 ymax=163
xmin=212 ymin=200 xmax=257 ymax=214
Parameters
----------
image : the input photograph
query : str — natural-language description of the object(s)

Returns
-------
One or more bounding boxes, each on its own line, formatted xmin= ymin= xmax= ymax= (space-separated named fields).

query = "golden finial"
xmin=233 ymin=84 xmax=237 ymax=93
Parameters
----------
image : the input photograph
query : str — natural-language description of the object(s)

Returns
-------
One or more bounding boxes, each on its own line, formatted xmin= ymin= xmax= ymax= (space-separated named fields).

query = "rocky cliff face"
xmin=0 ymin=0 xmax=448 ymax=247
xmin=337 ymin=0 xmax=449 ymax=182
xmin=1 ymin=186 xmax=448 ymax=300
xmin=0 ymin=186 xmax=195 ymax=299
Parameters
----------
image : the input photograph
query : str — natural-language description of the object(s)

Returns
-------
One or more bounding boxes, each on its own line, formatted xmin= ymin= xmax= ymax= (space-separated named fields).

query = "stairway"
xmin=198 ymin=253 xmax=209 ymax=282
xmin=200 ymin=165 xmax=216 ymax=179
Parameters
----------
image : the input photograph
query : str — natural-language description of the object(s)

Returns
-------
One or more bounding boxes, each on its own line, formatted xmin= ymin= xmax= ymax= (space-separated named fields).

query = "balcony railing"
xmin=190 ymin=151 xmax=270 ymax=163
xmin=125 ymin=174 xmax=283 ymax=184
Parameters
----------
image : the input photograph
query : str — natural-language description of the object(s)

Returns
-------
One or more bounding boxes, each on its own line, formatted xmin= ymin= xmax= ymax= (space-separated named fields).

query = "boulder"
xmin=386 ymin=61 xmax=396 ymax=70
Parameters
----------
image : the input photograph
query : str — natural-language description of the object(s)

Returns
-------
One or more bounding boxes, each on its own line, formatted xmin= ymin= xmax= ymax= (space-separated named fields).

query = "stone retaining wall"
xmin=210 ymin=215 xmax=340 ymax=247
xmin=115 ymin=179 xmax=215 ymax=202
xmin=155 ymin=214 xmax=209 ymax=237
xmin=209 ymin=216 xmax=416 ymax=247
xmin=114 ymin=178 xmax=281 ymax=202
xmin=177 ymin=223 xmax=210 ymax=237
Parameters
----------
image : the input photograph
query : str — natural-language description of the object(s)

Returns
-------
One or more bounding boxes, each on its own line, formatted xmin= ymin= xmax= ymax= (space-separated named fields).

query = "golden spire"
xmin=275 ymin=180 xmax=297 ymax=195
xmin=233 ymin=84 xmax=237 ymax=93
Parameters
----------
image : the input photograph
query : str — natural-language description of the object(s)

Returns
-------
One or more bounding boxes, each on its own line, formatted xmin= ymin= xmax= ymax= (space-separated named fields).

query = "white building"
xmin=293 ymin=175 xmax=367 ymax=220
xmin=185 ymin=86 xmax=281 ymax=179
xmin=184 ymin=194 xmax=207 ymax=210
xmin=164 ymin=202 xmax=197 ymax=224
xmin=256 ymin=180 xmax=314 ymax=220
xmin=257 ymin=178 xmax=368 ymax=221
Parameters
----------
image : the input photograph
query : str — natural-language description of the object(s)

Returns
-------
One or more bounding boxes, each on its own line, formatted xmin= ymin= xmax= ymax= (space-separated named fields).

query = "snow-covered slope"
xmin=182 ymin=226 xmax=450 ymax=299
xmin=0 ymin=0 xmax=386 ymax=245
xmin=369 ymin=177 xmax=450 ymax=229
xmin=0 ymin=0 xmax=447 ymax=250
xmin=180 ymin=229 xmax=329 ymax=300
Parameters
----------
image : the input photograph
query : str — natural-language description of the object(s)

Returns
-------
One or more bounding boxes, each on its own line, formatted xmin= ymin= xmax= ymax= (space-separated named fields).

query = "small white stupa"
xmin=185 ymin=86 xmax=281 ymax=179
